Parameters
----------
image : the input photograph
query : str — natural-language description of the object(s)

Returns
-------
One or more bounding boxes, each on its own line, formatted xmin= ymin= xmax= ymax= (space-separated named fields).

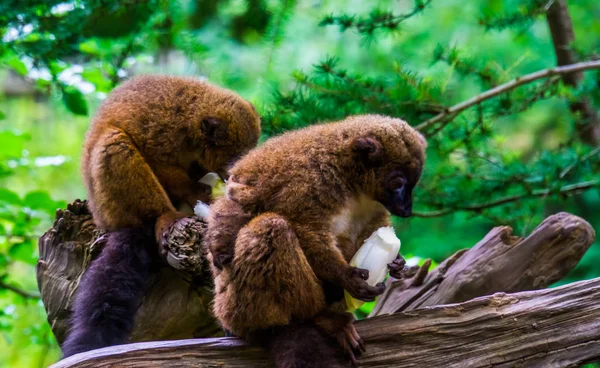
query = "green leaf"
xmin=0 ymin=254 xmax=8 ymax=269
xmin=81 ymin=68 xmax=112 ymax=92
xmin=35 ymin=78 xmax=51 ymax=89
xmin=62 ymin=86 xmax=88 ymax=116
xmin=9 ymin=241 xmax=36 ymax=265
xmin=23 ymin=191 xmax=61 ymax=214
xmin=0 ymin=111 xmax=5 ymax=120
xmin=4 ymin=56 xmax=28 ymax=76
xmin=0 ymin=189 xmax=22 ymax=206
xmin=48 ymin=61 xmax=70 ymax=77
xmin=79 ymin=39 xmax=101 ymax=55
xmin=0 ymin=131 xmax=26 ymax=158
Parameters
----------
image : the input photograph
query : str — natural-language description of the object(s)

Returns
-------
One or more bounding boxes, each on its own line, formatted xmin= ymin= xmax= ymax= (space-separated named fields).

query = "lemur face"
xmin=378 ymin=166 xmax=420 ymax=217
xmin=351 ymin=118 xmax=425 ymax=218
xmin=197 ymin=99 xmax=261 ymax=179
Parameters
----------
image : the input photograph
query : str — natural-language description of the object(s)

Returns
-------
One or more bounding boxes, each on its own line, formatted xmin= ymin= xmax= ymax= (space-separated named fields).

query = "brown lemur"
xmin=61 ymin=75 xmax=261 ymax=358
xmin=205 ymin=115 xmax=426 ymax=367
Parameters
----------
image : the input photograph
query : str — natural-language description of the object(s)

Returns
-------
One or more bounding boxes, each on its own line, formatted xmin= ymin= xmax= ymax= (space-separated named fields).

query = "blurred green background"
xmin=0 ymin=0 xmax=599 ymax=366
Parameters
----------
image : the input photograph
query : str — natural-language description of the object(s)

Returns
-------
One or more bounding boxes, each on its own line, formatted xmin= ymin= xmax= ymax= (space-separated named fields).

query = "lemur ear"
xmin=201 ymin=117 xmax=228 ymax=145
xmin=352 ymin=136 xmax=384 ymax=165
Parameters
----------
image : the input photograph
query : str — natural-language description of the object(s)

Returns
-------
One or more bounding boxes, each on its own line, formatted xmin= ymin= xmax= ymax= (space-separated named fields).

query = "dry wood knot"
xmin=163 ymin=216 xmax=209 ymax=276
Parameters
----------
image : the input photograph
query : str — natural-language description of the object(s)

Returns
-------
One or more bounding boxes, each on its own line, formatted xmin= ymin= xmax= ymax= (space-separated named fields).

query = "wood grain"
xmin=52 ymin=277 xmax=600 ymax=367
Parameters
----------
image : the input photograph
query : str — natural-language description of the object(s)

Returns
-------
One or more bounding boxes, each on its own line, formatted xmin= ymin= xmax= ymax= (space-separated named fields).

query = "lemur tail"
xmin=61 ymin=228 xmax=155 ymax=358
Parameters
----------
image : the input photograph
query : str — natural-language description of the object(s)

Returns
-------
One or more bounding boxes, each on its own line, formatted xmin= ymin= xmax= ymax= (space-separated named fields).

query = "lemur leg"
xmin=85 ymin=127 xmax=187 ymax=253
xmin=211 ymin=213 xmax=326 ymax=337
xmin=211 ymin=213 xmax=362 ymax=367
xmin=205 ymin=198 xmax=252 ymax=269
xmin=314 ymin=310 xmax=365 ymax=366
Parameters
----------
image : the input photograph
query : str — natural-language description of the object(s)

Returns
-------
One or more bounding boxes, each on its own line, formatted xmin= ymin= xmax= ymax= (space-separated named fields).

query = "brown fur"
xmin=62 ymin=75 xmax=261 ymax=358
xmin=206 ymin=115 xmax=426 ymax=366
xmin=81 ymin=74 xmax=261 ymax=244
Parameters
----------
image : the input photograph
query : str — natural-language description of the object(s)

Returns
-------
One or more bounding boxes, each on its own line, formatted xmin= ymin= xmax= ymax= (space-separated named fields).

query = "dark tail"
xmin=263 ymin=322 xmax=343 ymax=368
xmin=61 ymin=228 xmax=155 ymax=358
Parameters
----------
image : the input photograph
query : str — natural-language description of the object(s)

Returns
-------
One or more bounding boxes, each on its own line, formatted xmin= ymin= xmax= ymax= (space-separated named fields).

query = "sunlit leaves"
xmin=23 ymin=191 xmax=65 ymax=216
xmin=0 ymin=190 xmax=21 ymax=207
xmin=80 ymin=67 xmax=112 ymax=92
xmin=0 ymin=131 xmax=29 ymax=160
xmin=8 ymin=241 xmax=37 ymax=265
xmin=0 ymin=188 xmax=62 ymax=273
xmin=0 ymin=0 xmax=165 ymax=115
xmin=3 ymin=56 xmax=28 ymax=76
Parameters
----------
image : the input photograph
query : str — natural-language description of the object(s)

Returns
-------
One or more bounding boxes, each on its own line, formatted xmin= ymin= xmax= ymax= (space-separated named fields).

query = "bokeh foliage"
xmin=0 ymin=0 xmax=599 ymax=366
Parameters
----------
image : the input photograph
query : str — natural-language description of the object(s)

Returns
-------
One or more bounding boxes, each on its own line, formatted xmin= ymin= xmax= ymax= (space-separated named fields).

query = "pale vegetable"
xmin=199 ymin=172 xmax=227 ymax=198
xmin=194 ymin=201 xmax=211 ymax=218
xmin=345 ymin=226 xmax=401 ymax=311
xmin=198 ymin=172 xmax=221 ymax=187
xmin=193 ymin=173 xmax=227 ymax=218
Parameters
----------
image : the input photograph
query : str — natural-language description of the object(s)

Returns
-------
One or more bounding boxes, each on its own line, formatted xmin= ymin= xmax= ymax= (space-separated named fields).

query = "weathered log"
xmin=37 ymin=203 xmax=595 ymax=365
xmin=36 ymin=200 xmax=223 ymax=345
xmin=371 ymin=212 xmax=595 ymax=316
xmin=51 ymin=276 xmax=600 ymax=368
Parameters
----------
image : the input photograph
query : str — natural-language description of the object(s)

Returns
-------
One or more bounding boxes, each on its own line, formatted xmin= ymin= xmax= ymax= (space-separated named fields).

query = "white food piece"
xmin=194 ymin=201 xmax=211 ymax=218
xmin=198 ymin=172 xmax=221 ymax=188
xmin=351 ymin=226 xmax=401 ymax=285
xmin=345 ymin=226 xmax=401 ymax=310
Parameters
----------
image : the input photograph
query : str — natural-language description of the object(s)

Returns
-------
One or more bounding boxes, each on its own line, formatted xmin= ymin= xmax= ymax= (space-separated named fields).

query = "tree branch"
xmin=415 ymin=60 xmax=600 ymax=134
xmin=546 ymin=0 xmax=600 ymax=146
xmin=51 ymin=276 xmax=600 ymax=368
xmin=0 ymin=280 xmax=40 ymax=299
xmin=413 ymin=179 xmax=600 ymax=218
xmin=372 ymin=212 xmax=595 ymax=314
xmin=559 ymin=146 xmax=600 ymax=179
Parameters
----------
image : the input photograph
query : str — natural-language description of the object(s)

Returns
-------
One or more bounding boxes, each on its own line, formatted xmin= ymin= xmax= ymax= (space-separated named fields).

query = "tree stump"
xmin=36 ymin=200 xmax=223 ymax=346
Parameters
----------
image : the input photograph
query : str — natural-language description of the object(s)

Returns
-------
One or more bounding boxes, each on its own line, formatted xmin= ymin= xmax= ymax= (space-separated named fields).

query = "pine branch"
xmin=320 ymin=0 xmax=432 ymax=36
xmin=479 ymin=0 xmax=553 ymax=32
xmin=413 ymin=179 xmax=600 ymax=218
xmin=559 ymin=146 xmax=600 ymax=179
xmin=0 ymin=280 xmax=41 ymax=299
xmin=416 ymin=60 xmax=600 ymax=135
